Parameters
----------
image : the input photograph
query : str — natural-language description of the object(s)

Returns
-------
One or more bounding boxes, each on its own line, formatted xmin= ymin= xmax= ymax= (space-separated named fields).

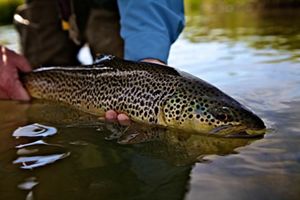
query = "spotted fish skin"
xmin=22 ymin=55 xmax=265 ymax=137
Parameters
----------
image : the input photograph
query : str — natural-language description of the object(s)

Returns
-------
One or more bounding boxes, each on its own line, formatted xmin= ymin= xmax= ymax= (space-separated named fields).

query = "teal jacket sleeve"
xmin=117 ymin=0 xmax=185 ymax=63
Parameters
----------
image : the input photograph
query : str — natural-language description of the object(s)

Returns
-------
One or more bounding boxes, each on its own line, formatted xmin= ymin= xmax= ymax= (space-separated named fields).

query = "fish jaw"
xmin=209 ymin=124 xmax=266 ymax=138
xmin=204 ymin=108 xmax=266 ymax=137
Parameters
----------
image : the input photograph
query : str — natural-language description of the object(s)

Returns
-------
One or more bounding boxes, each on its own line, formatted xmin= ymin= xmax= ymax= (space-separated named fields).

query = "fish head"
xmin=202 ymin=98 xmax=266 ymax=137
xmin=161 ymin=81 xmax=266 ymax=137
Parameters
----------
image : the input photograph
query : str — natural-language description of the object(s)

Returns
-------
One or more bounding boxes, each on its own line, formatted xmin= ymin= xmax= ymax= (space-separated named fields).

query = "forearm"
xmin=117 ymin=0 xmax=185 ymax=63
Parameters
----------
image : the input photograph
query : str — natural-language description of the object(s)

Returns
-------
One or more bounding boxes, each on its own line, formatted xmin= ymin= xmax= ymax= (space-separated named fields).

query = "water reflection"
xmin=11 ymin=121 xmax=69 ymax=169
xmin=13 ymin=123 xmax=57 ymax=138
xmin=103 ymin=124 xmax=256 ymax=165
xmin=13 ymin=153 xmax=70 ymax=170
xmin=183 ymin=9 xmax=300 ymax=62
xmin=18 ymin=177 xmax=38 ymax=190
xmin=0 ymin=100 xmax=257 ymax=200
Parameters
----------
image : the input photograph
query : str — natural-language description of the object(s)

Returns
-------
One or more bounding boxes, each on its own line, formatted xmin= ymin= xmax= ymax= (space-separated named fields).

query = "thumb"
xmin=4 ymin=47 xmax=32 ymax=72
xmin=10 ymin=80 xmax=30 ymax=101
xmin=14 ymin=54 xmax=32 ymax=73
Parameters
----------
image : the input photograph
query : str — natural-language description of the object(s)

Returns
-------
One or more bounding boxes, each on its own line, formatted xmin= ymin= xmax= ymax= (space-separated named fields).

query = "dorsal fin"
xmin=92 ymin=54 xmax=180 ymax=76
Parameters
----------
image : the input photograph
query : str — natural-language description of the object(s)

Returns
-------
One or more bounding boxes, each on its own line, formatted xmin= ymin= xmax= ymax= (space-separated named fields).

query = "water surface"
xmin=0 ymin=8 xmax=300 ymax=200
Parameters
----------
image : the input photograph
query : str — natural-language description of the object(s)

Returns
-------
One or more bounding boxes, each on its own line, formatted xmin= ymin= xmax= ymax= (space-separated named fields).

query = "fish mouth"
xmin=228 ymin=128 xmax=266 ymax=138
xmin=209 ymin=125 xmax=266 ymax=138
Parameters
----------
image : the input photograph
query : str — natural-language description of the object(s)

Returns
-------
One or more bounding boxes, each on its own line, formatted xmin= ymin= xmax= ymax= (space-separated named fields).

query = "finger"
xmin=9 ymin=80 xmax=30 ymax=101
xmin=117 ymin=114 xmax=131 ymax=126
xmin=141 ymin=58 xmax=166 ymax=66
xmin=117 ymin=113 xmax=130 ymax=121
xmin=105 ymin=110 xmax=118 ymax=120
xmin=13 ymin=54 xmax=32 ymax=73
xmin=6 ymin=48 xmax=31 ymax=72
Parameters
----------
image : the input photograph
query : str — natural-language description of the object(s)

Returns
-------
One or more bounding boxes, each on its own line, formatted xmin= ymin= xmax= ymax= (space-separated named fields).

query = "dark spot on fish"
xmin=154 ymin=107 xmax=159 ymax=115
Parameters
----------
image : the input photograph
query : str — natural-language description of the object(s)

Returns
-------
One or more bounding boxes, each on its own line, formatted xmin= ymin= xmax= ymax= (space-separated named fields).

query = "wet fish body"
xmin=22 ymin=55 xmax=265 ymax=137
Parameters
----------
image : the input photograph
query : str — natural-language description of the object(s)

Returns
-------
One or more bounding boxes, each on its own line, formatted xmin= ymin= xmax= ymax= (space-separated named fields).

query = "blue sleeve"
xmin=117 ymin=0 xmax=185 ymax=63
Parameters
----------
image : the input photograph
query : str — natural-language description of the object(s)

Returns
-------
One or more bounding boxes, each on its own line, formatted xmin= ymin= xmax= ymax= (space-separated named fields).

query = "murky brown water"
xmin=0 ymin=7 xmax=300 ymax=200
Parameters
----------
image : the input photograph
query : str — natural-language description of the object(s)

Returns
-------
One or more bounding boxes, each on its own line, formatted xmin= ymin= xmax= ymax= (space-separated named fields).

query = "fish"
xmin=22 ymin=55 xmax=266 ymax=137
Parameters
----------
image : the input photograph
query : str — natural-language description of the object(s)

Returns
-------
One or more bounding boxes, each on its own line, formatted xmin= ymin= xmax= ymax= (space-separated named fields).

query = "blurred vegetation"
xmin=185 ymin=0 xmax=300 ymax=11
xmin=0 ymin=0 xmax=22 ymax=25
xmin=183 ymin=0 xmax=300 ymax=62
xmin=1 ymin=0 xmax=300 ymax=24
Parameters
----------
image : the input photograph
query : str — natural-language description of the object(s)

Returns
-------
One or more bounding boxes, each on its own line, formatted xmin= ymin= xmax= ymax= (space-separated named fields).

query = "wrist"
xmin=140 ymin=58 xmax=166 ymax=66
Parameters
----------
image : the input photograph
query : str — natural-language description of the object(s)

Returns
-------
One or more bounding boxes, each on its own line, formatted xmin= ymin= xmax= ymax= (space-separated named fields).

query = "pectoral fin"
xmin=104 ymin=122 xmax=166 ymax=145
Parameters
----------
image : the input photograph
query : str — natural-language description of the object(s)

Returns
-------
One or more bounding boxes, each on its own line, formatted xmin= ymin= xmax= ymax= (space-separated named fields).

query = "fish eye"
xmin=215 ymin=113 xmax=228 ymax=121
xmin=210 ymin=107 xmax=233 ymax=122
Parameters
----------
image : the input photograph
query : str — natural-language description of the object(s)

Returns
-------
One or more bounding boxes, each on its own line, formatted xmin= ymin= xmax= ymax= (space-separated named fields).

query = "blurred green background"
xmin=0 ymin=0 xmax=22 ymax=25
xmin=185 ymin=0 xmax=300 ymax=10
xmin=1 ymin=0 xmax=300 ymax=25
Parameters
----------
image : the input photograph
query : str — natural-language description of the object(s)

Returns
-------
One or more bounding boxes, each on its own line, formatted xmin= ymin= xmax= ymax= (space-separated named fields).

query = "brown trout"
xmin=22 ymin=55 xmax=266 ymax=137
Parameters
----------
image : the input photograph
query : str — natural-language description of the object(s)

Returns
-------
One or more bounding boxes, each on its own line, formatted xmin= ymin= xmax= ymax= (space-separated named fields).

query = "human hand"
xmin=141 ymin=58 xmax=166 ymax=66
xmin=105 ymin=110 xmax=131 ymax=126
xmin=0 ymin=46 xmax=32 ymax=100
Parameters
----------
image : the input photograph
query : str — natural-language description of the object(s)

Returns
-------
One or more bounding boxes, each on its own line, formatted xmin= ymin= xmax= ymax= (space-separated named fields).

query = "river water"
xmin=0 ymin=7 xmax=300 ymax=200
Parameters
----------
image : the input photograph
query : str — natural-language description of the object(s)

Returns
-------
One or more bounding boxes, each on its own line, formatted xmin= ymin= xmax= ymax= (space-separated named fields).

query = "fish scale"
xmin=22 ymin=55 xmax=266 ymax=137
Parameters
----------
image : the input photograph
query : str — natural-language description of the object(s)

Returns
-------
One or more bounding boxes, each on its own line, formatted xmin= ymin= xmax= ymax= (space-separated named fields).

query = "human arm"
xmin=117 ymin=0 xmax=185 ymax=64
xmin=0 ymin=46 xmax=31 ymax=100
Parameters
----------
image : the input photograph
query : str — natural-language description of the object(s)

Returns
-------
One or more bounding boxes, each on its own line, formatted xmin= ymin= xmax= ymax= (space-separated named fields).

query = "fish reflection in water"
xmin=7 ymin=101 xmax=260 ymax=200
xmin=12 ymin=118 xmax=256 ymax=168
xmin=103 ymin=123 xmax=256 ymax=165
xmin=24 ymin=100 xmax=258 ymax=165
